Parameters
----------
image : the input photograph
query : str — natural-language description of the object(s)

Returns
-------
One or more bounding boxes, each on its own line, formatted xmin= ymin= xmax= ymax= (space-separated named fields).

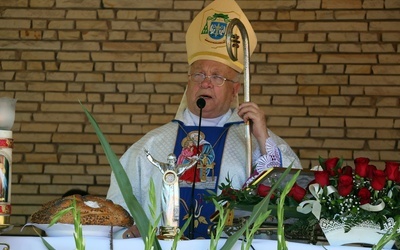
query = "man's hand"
xmin=123 ymin=225 xmax=141 ymax=239
xmin=237 ymin=102 xmax=269 ymax=155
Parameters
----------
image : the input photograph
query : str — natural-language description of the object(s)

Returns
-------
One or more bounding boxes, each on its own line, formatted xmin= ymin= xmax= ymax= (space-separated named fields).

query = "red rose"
xmin=385 ymin=161 xmax=400 ymax=181
xmin=357 ymin=187 xmax=371 ymax=205
xmin=221 ymin=187 xmax=237 ymax=201
xmin=288 ymin=183 xmax=306 ymax=203
xmin=257 ymin=184 xmax=274 ymax=199
xmin=366 ymin=164 xmax=377 ymax=180
xmin=371 ymin=169 xmax=386 ymax=191
xmin=325 ymin=157 xmax=340 ymax=176
xmin=314 ymin=170 xmax=330 ymax=187
xmin=354 ymin=157 xmax=369 ymax=177
xmin=341 ymin=165 xmax=353 ymax=176
xmin=338 ymin=174 xmax=353 ymax=196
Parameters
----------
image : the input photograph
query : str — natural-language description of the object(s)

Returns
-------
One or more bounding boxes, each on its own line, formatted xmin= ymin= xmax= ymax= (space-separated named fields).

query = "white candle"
xmin=0 ymin=98 xmax=17 ymax=130
xmin=0 ymin=129 xmax=12 ymax=226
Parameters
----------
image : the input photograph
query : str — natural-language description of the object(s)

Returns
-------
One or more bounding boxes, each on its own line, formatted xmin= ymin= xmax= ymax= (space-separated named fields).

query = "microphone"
xmin=196 ymin=98 xmax=206 ymax=109
xmin=188 ymin=98 xmax=206 ymax=239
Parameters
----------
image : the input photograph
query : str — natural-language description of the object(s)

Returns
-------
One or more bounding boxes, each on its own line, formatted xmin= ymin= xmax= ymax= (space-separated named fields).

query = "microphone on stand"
xmin=188 ymin=97 xmax=206 ymax=239
xmin=196 ymin=98 xmax=206 ymax=112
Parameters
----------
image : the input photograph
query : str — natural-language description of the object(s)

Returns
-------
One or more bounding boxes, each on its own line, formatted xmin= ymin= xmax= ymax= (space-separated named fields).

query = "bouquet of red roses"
xmin=297 ymin=157 xmax=400 ymax=232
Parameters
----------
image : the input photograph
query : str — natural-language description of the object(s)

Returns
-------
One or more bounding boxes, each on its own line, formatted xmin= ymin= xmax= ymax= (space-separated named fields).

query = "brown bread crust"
xmin=30 ymin=195 xmax=134 ymax=228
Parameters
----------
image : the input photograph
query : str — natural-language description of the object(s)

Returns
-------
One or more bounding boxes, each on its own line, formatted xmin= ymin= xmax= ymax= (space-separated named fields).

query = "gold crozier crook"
xmin=226 ymin=18 xmax=252 ymax=178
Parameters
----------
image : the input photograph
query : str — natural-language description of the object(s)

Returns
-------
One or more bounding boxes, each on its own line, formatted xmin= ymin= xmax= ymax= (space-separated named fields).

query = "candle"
xmin=0 ymin=98 xmax=17 ymax=130
xmin=0 ymin=130 xmax=12 ymax=228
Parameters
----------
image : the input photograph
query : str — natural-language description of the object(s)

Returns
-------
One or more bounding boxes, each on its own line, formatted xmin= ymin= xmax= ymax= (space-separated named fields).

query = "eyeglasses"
xmin=188 ymin=73 xmax=235 ymax=87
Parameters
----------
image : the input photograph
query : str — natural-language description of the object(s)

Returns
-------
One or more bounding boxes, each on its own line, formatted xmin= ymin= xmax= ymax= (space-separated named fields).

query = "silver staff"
xmin=226 ymin=18 xmax=252 ymax=178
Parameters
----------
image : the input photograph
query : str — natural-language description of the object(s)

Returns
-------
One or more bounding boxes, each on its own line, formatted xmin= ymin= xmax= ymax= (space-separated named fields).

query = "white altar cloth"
xmin=0 ymin=236 xmax=373 ymax=250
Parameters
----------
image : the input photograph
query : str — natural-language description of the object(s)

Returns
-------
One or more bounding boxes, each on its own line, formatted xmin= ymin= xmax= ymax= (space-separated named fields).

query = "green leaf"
xmin=373 ymin=216 xmax=400 ymax=250
xmin=172 ymin=215 xmax=192 ymax=250
xmin=40 ymin=237 xmax=57 ymax=250
xmin=318 ymin=156 xmax=325 ymax=168
xmin=148 ymin=179 xmax=157 ymax=220
xmin=277 ymin=170 xmax=301 ymax=250
xmin=71 ymin=198 xmax=85 ymax=250
xmin=145 ymin=179 xmax=162 ymax=250
xmin=210 ymin=200 xmax=231 ymax=249
xmin=49 ymin=207 xmax=73 ymax=227
xmin=220 ymin=163 xmax=294 ymax=250
xmin=80 ymin=102 xmax=160 ymax=250
xmin=32 ymin=227 xmax=56 ymax=250
xmin=243 ymin=209 xmax=271 ymax=250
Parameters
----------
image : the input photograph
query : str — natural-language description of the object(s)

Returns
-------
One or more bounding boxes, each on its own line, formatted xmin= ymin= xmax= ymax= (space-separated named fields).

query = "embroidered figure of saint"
xmin=178 ymin=131 xmax=215 ymax=183
xmin=0 ymin=156 xmax=7 ymax=201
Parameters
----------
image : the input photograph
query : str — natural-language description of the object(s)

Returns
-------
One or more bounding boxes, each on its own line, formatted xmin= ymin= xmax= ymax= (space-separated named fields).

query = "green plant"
xmin=209 ymin=199 xmax=231 ymax=250
xmin=241 ymin=205 xmax=271 ymax=250
xmin=276 ymin=170 xmax=301 ymax=250
xmin=81 ymin=102 xmax=161 ymax=250
xmin=219 ymin=164 xmax=295 ymax=250
xmin=145 ymin=179 xmax=162 ymax=250
xmin=172 ymin=215 xmax=192 ymax=250
xmin=373 ymin=216 xmax=400 ymax=250
xmin=52 ymin=198 xmax=85 ymax=250
xmin=37 ymin=197 xmax=85 ymax=250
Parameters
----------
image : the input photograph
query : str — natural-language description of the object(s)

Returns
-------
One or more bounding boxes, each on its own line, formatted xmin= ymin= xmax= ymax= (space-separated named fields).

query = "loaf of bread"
xmin=30 ymin=195 xmax=134 ymax=228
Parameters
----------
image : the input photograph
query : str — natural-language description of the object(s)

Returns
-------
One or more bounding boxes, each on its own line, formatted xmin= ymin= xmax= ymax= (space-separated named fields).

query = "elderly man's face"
xmin=186 ymin=60 xmax=240 ymax=118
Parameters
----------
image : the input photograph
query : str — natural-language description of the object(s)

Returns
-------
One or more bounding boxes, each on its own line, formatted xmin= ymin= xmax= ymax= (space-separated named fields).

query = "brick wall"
xmin=0 ymin=0 xmax=399 ymax=235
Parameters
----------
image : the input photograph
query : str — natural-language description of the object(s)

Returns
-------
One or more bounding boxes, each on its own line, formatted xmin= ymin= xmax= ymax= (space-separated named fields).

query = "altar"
xmin=0 ymin=236 xmax=375 ymax=250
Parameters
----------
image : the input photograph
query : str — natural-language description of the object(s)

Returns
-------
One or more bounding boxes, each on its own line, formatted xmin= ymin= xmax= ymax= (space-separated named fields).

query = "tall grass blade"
xmin=81 ymin=102 xmax=160 ymax=249
xmin=220 ymin=163 xmax=293 ymax=250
